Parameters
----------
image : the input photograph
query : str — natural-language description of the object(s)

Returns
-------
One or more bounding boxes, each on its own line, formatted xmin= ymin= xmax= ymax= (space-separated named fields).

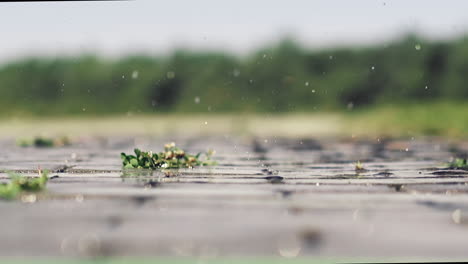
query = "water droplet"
xmin=132 ymin=70 xmax=139 ymax=79
xmin=21 ymin=194 xmax=36 ymax=203
xmin=204 ymin=121 xmax=208 ymax=125
xmin=305 ymin=81 xmax=309 ymax=86
xmin=277 ymin=235 xmax=301 ymax=258
xmin=194 ymin=96 xmax=200 ymax=104
xmin=371 ymin=66 xmax=375 ymax=70
xmin=415 ymin=44 xmax=421 ymax=51
xmin=75 ymin=194 xmax=84 ymax=203
xmin=311 ymin=89 xmax=315 ymax=93
xmin=329 ymin=55 xmax=333 ymax=60
xmin=352 ymin=209 xmax=360 ymax=221
xmin=425 ymin=85 xmax=428 ymax=90
xmin=452 ymin=209 xmax=462 ymax=224
xmin=121 ymin=75 xmax=125 ymax=79
xmin=82 ymin=108 xmax=86 ymax=112
xmin=166 ymin=71 xmax=175 ymax=79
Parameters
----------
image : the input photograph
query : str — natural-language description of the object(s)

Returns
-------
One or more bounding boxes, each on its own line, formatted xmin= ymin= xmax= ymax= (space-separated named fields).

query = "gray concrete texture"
xmin=0 ymin=135 xmax=468 ymax=258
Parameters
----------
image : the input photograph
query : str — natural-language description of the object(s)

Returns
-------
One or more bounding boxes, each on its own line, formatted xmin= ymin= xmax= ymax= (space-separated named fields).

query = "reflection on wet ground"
xmin=0 ymin=136 xmax=467 ymax=258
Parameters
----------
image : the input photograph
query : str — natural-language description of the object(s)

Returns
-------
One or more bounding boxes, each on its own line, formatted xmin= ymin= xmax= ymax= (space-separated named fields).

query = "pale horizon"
xmin=0 ymin=0 xmax=468 ymax=62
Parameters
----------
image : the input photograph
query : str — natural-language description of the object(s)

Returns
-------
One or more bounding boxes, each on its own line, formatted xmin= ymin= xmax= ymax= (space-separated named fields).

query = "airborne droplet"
xmin=166 ymin=71 xmax=175 ymax=79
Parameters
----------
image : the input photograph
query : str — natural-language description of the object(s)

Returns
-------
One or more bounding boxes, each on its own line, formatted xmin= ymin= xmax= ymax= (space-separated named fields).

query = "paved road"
xmin=0 ymin=136 xmax=467 ymax=259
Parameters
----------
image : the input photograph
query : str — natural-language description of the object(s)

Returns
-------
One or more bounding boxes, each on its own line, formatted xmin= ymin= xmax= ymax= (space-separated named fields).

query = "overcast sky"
xmin=0 ymin=0 xmax=467 ymax=61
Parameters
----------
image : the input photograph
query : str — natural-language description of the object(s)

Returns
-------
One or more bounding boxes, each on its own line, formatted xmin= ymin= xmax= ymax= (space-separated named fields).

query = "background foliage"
xmin=1 ymin=34 xmax=467 ymax=116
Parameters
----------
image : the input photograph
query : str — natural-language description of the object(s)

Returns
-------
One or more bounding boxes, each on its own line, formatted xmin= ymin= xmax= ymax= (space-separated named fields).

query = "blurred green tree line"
xmin=0 ymin=34 xmax=467 ymax=116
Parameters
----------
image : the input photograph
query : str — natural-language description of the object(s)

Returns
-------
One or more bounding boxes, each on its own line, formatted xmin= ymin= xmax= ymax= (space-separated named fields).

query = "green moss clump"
xmin=17 ymin=136 xmax=71 ymax=148
xmin=121 ymin=142 xmax=216 ymax=169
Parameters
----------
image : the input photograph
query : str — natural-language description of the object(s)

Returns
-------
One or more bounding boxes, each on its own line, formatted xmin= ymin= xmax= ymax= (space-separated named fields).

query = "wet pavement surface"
xmin=1 ymin=135 xmax=468 ymax=258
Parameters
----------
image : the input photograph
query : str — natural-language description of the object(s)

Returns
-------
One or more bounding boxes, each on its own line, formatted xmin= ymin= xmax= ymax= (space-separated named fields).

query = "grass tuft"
xmin=447 ymin=158 xmax=468 ymax=170
xmin=354 ymin=161 xmax=367 ymax=172
xmin=0 ymin=169 xmax=48 ymax=200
